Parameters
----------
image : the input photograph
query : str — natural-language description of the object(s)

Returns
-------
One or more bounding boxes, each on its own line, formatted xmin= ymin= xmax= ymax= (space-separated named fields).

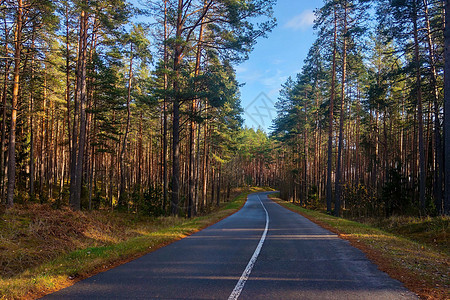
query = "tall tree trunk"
xmin=216 ymin=163 xmax=221 ymax=206
xmin=6 ymin=0 xmax=24 ymax=208
xmin=29 ymin=26 xmax=37 ymax=201
xmin=423 ymin=0 xmax=444 ymax=213
xmin=326 ymin=6 xmax=337 ymax=214
xmin=40 ymin=77 xmax=47 ymax=198
xmin=444 ymin=0 xmax=450 ymax=215
xmin=355 ymin=86 xmax=361 ymax=185
xmin=1 ymin=17 xmax=10 ymax=202
xmin=49 ymin=68 xmax=55 ymax=198
xmin=412 ymin=0 xmax=426 ymax=213
xmin=138 ymin=112 xmax=143 ymax=191
xmin=335 ymin=2 xmax=347 ymax=217
xmin=188 ymin=4 xmax=206 ymax=217
xmin=201 ymin=110 xmax=209 ymax=209
xmin=304 ymin=98 xmax=308 ymax=204
xmin=194 ymin=113 xmax=202 ymax=210
xmin=314 ymin=89 xmax=320 ymax=192
xmin=162 ymin=0 xmax=169 ymax=214
xmin=211 ymin=165 xmax=215 ymax=206
xmin=171 ymin=0 xmax=183 ymax=216
xmin=119 ymin=43 xmax=133 ymax=208
xmin=70 ymin=6 xmax=88 ymax=210
xmin=58 ymin=140 xmax=65 ymax=207
xmin=65 ymin=4 xmax=72 ymax=160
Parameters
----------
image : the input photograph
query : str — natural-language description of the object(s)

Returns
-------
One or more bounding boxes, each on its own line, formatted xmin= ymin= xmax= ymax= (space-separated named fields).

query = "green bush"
xmin=135 ymin=186 xmax=164 ymax=217
xmin=343 ymin=183 xmax=382 ymax=218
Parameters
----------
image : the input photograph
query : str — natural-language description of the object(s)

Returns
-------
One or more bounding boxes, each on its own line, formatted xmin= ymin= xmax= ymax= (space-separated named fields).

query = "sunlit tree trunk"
xmin=29 ymin=25 xmax=37 ymax=201
xmin=6 ymin=0 xmax=24 ymax=208
xmin=171 ymin=0 xmax=183 ymax=216
xmin=1 ymin=16 xmax=10 ymax=202
xmin=201 ymin=111 xmax=209 ymax=209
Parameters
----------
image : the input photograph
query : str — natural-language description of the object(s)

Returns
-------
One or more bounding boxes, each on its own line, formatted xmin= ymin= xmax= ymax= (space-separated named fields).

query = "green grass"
xmin=269 ymin=194 xmax=449 ymax=299
xmin=364 ymin=216 xmax=449 ymax=255
xmin=0 ymin=187 xmax=271 ymax=300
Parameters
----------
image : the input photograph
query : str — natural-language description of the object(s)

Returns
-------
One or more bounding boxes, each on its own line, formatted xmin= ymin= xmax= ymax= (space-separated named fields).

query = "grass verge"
xmin=269 ymin=193 xmax=449 ymax=300
xmin=0 ymin=186 xmax=272 ymax=300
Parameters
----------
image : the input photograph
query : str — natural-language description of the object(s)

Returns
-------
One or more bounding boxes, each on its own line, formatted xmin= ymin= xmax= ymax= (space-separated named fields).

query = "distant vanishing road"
xmin=44 ymin=192 xmax=418 ymax=299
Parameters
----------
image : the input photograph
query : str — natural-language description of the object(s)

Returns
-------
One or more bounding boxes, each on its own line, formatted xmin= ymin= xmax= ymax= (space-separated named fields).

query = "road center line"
xmin=228 ymin=194 xmax=269 ymax=300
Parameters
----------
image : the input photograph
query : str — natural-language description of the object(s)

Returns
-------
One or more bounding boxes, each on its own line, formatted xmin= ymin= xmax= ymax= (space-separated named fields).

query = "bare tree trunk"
xmin=65 ymin=4 xmax=72 ymax=160
xmin=444 ymin=0 xmax=450 ymax=215
xmin=138 ymin=112 xmax=143 ymax=191
xmin=201 ymin=112 xmax=209 ymax=210
xmin=211 ymin=164 xmax=215 ymax=207
xmin=304 ymin=100 xmax=308 ymax=204
xmin=6 ymin=0 xmax=24 ymax=208
xmin=413 ymin=0 xmax=426 ymax=213
xmin=88 ymin=153 xmax=95 ymax=210
xmin=314 ymin=89 xmax=319 ymax=193
xmin=335 ymin=2 xmax=347 ymax=217
xmin=171 ymin=0 xmax=183 ymax=216
xmin=355 ymin=86 xmax=361 ymax=185
xmin=49 ymin=73 xmax=55 ymax=198
xmin=216 ymin=163 xmax=221 ymax=206
xmin=423 ymin=0 xmax=444 ymax=213
xmin=29 ymin=25 xmax=37 ymax=201
xmin=326 ymin=6 xmax=337 ymax=214
xmin=58 ymin=144 xmax=65 ymax=207
xmin=119 ymin=43 xmax=133 ymax=208
xmin=188 ymin=4 xmax=206 ymax=217
xmin=69 ymin=31 xmax=80 ymax=207
xmin=194 ymin=114 xmax=202 ymax=210
xmin=1 ymin=16 xmax=10 ymax=203
xmin=162 ymin=0 xmax=169 ymax=214
xmin=70 ymin=6 xmax=88 ymax=210
xmin=40 ymin=80 xmax=47 ymax=198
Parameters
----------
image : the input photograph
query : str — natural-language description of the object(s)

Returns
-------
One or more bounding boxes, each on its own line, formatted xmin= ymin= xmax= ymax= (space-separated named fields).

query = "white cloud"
xmin=285 ymin=10 xmax=315 ymax=31
xmin=234 ymin=65 xmax=247 ymax=74
xmin=272 ymin=59 xmax=285 ymax=65
xmin=238 ymin=69 xmax=263 ymax=83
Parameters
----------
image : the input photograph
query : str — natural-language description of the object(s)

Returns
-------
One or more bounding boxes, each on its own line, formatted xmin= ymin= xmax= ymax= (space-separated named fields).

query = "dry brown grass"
xmin=0 ymin=186 xmax=271 ymax=299
xmin=0 ymin=203 xmax=153 ymax=279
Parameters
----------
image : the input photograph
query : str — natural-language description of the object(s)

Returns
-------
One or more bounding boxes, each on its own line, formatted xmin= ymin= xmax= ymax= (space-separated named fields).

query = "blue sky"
xmin=132 ymin=0 xmax=324 ymax=132
xmin=238 ymin=0 xmax=324 ymax=132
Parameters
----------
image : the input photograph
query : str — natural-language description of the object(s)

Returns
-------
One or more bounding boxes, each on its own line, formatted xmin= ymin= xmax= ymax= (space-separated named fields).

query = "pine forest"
xmin=1 ymin=0 xmax=450 ymax=299
xmin=0 ymin=0 xmax=449 ymax=217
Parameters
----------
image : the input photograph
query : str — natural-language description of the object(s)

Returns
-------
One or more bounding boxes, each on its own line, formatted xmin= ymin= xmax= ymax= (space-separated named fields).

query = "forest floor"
xmin=269 ymin=193 xmax=449 ymax=300
xmin=0 ymin=186 xmax=273 ymax=300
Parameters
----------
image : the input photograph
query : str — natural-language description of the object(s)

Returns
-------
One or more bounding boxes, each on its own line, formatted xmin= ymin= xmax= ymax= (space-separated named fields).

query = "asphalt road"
xmin=44 ymin=192 xmax=418 ymax=299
